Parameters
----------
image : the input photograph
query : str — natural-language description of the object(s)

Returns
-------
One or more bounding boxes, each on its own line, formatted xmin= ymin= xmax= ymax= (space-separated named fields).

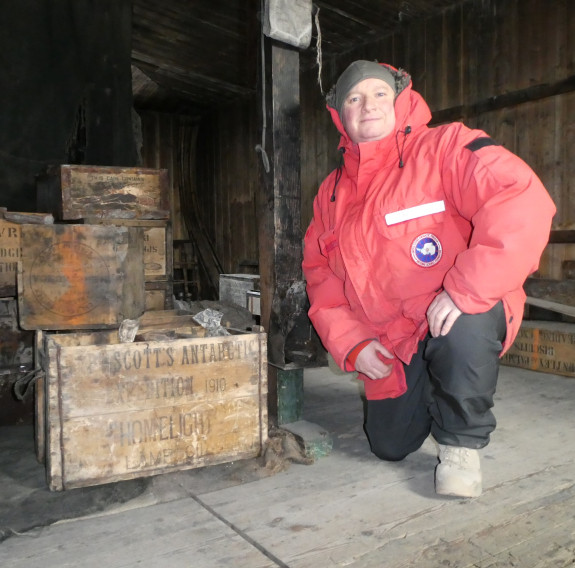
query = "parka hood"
xmin=325 ymin=63 xmax=432 ymax=150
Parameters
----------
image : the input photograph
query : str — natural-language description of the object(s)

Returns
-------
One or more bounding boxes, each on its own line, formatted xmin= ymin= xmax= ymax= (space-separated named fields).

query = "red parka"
xmin=302 ymin=65 xmax=556 ymax=400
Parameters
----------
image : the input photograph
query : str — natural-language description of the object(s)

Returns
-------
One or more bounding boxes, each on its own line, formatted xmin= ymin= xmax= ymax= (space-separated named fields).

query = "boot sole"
xmin=435 ymin=483 xmax=482 ymax=498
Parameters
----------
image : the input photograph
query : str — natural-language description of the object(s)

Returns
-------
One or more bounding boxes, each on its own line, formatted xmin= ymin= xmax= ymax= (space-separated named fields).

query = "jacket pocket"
xmin=373 ymin=210 xmax=467 ymax=300
xmin=318 ymin=230 xmax=346 ymax=280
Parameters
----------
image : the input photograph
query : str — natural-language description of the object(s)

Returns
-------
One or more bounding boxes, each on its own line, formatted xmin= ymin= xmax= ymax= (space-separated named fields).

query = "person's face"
xmin=341 ymin=78 xmax=396 ymax=143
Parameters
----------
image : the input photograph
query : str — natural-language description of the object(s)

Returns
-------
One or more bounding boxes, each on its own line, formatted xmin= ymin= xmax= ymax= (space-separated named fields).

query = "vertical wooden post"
xmin=257 ymin=38 xmax=306 ymax=423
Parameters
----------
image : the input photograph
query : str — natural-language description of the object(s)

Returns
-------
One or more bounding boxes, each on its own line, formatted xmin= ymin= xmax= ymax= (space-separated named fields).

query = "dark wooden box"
xmin=37 ymin=165 xmax=170 ymax=221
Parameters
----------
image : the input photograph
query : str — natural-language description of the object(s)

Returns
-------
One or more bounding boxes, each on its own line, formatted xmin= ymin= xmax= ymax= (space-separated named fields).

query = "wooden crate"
xmin=501 ymin=321 xmax=575 ymax=378
xmin=39 ymin=319 xmax=268 ymax=490
xmin=18 ymin=224 xmax=145 ymax=330
xmin=85 ymin=218 xmax=173 ymax=282
xmin=34 ymin=311 xmax=207 ymax=462
xmin=34 ymin=329 xmax=47 ymax=462
xmin=1 ymin=212 xmax=56 ymax=297
xmin=0 ymin=298 xmax=34 ymax=368
xmin=145 ymin=281 xmax=174 ymax=311
xmin=37 ymin=165 xmax=170 ymax=221
xmin=219 ymin=274 xmax=260 ymax=309
xmin=143 ymin=223 xmax=171 ymax=281
xmin=0 ymin=218 xmax=21 ymax=297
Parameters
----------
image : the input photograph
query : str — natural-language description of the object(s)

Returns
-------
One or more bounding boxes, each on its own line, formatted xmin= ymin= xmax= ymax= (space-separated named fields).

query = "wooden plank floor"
xmin=1 ymin=364 xmax=574 ymax=567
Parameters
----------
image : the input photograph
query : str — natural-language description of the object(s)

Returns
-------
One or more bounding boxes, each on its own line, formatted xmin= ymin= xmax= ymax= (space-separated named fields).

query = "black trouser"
xmin=364 ymin=302 xmax=507 ymax=461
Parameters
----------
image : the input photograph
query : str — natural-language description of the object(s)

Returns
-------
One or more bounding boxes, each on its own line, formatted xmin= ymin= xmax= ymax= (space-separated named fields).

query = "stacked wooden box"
xmin=23 ymin=164 xmax=268 ymax=490
xmin=18 ymin=222 xmax=146 ymax=330
xmin=36 ymin=312 xmax=268 ymax=491
xmin=0 ymin=211 xmax=22 ymax=298
xmin=501 ymin=320 xmax=575 ymax=378
xmin=0 ymin=211 xmax=53 ymax=424
xmin=37 ymin=164 xmax=174 ymax=312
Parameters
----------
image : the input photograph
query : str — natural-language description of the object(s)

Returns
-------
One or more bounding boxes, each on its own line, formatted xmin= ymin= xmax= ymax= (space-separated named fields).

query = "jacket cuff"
xmin=344 ymin=339 xmax=374 ymax=371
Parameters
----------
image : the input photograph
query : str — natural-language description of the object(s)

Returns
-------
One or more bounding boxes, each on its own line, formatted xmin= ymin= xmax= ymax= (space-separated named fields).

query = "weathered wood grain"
xmin=18 ymin=224 xmax=146 ymax=330
xmin=3 ymin=364 xmax=575 ymax=568
xmin=37 ymin=165 xmax=170 ymax=221
xmin=0 ymin=219 xmax=21 ymax=297
xmin=84 ymin=218 xmax=173 ymax=282
xmin=42 ymin=326 xmax=268 ymax=490
xmin=144 ymin=280 xmax=174 ymax=311
xmin=501 ymin=320 xmax=575 ymax=377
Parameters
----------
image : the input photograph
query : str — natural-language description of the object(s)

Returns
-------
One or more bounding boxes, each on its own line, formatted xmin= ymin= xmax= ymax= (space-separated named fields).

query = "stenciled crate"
xmin=84 ymin=218 xmax=173 ymax=283
xmin=1 ymin=211 xmax=55 ymax=297
xmin=37 ymin=165 xmax=170 ymax=221
xmin=145 ymin=281 xmax=174 ymax=311
xmin=501 ymin=320 xmax=575 ymax=378
xmin=0 ymin=218 xmax=21 ymax=297
xmin=39 ymin=316 xmax=268 ymax=490
xmin=18 ymin=223 xmax=145 ymax=330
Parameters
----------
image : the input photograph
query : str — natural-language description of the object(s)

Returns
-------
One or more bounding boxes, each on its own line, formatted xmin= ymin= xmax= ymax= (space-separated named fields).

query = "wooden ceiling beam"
xmin=132 ymin=57 xmax=255 ymax=98
xmin=314 ymin=0 xmax=399 ymax=34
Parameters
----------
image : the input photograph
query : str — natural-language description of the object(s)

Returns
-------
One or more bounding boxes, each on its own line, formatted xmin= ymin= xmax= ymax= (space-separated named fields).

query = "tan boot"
xmin=435 ymin=444 xmax=482 ymax=498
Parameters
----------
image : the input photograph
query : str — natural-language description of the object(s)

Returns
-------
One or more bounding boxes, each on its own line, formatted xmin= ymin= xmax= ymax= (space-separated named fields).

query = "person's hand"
xmin=426 ymin=290 xmax=462 ymax=337
xmin=354 ymin=341 xmax=394 ymax=380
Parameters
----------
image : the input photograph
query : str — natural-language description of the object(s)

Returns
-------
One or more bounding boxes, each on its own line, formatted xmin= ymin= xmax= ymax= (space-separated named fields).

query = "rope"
xmin=255 ymin=0 xmax=270 ymax=173
xmin=13 ymin=368 xmax=45 ymax=401
xmin=314 ymin=5 xmax=324 ymax=96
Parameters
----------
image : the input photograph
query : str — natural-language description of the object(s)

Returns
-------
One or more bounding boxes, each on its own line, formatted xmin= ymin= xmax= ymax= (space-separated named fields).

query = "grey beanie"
xmin=328 ymin=61 xmax=407 ymax=116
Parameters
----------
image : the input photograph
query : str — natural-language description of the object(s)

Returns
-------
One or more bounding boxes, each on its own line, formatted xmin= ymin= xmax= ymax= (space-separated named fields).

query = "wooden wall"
xmin=138 ymin=99 xmax=260 ymax=298
xmin=138 ymin=111 xmax=189 ymax=242
xmin=194 ymin=101 xmax=260 ymax=276
xmin=301 ymin=0 xmax=575 ymax=280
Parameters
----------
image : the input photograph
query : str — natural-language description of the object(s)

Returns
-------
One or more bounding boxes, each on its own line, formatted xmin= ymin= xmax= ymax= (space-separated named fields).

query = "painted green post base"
xmin=277 ymin=365 xmax=304 ymax=426
xmin=268 ymin=363 xmax=304 ymax=426
xmin=281 ymin=420 xmax=333 ymax=461
xmin=267 ymin=364 xmax=333 ymax=461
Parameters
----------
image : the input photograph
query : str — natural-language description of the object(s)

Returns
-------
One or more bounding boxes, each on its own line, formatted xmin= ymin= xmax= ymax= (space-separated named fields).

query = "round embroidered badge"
xmin=411 ymin=233 xmax=442 ymax=267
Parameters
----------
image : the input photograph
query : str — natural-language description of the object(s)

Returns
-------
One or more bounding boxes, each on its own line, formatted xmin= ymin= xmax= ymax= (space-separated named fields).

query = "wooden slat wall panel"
xmin=300 ymin=57 xmax=341 ymax=233
xmin=467 ymin=93 xmax=574 ymax=235
xmin=139 ymin=104 xmax=259 ymax=288
xmin=132 ymin=0 xmax=254 ymax=109
xmin=492 ymin=0 xmax=516 ymax=96
xmin=138 ymin=112 xmax=187 ymax=242
xmin=442 ymin=7 xmax=462 ymax=109
xmin=470 ymin=107 xmax=516 ymax=151
xmin=406 ymin=19 xmax=427 ymax=99
xmin=539 ymin=244 xmax=575 ymax=281
xmin=195 ymin=100 xmax=260 ymax=275
xmin=560 ymin=93 xmax=575 ymax=232
xmin=425 ymin=16 xmax=445 ymax=108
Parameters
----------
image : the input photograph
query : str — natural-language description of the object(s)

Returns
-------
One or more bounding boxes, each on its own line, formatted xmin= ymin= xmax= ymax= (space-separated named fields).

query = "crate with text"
xmin=501 ymin=321 xmax=575 ymax=378
xmin=18 ymin=224 xmax=145 ymax=330
xmin=84 ymin=218 xmax=173 ymax=283
xmin=0 ymin=218 xmax=20 ymax=297
xmin=37 ymin=165 xmax=170 ymax=221
xmin=38 ymin=318 xmax=268 ymax=490
xmin=0 ymin=211 xmax=54 ymax=297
